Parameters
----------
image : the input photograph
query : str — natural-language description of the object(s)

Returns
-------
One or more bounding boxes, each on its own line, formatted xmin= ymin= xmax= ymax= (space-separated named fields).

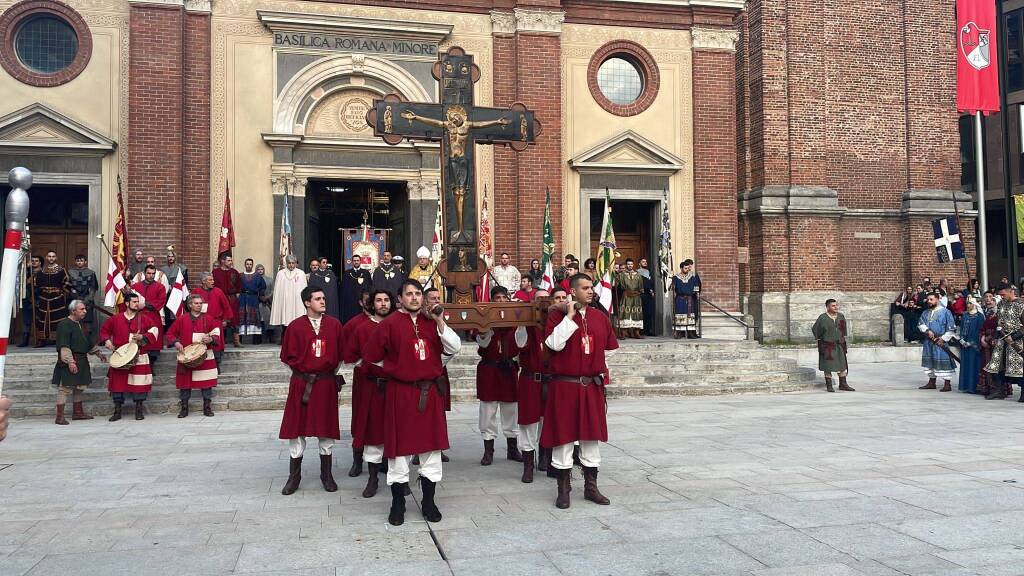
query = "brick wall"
xmin=182 ymin=11 xmax=211 ymax=278
xmin=693 ymin=47 xmax=739 ymax=310
xmin=491 ymin=27 xmax=518 ymax=263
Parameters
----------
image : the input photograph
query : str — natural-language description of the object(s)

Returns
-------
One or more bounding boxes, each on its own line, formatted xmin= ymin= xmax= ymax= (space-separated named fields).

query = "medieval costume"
xmin=918 ymin=305 xmax=958 ymax=392
xmin=616 ymin=269 xmax=645 ymax=335
xmin=372 ymin=261 xmax=404 ymax=298
xmin=279 ymin=313 xmax=346 ymax=495
xmin=811 ymin=311 xmax=851 ymax=392
xmin=51 ymin=316 xmax=103 ymax=424
xmin=475 ymin=328 xmax=522 ymax=466
xmin=353 ymin=315 xmax=390 ymax=498
xmin=33 ymin=264 xmax=71 ymax=345
xmin=342 ymin=311 xmax=372 ymax=477
xmin=270 ymin=266 xmax=307 ymax=329
xmin=131 ymin=279 xmax=167 ymax=365
xmin=639 ymin=267 xmax=655 ymax=336
xmin=514 ymin=325 xmax=549 ymax=482
xmin=363 ymin=309 xmax=461 ymax=526
xmin=161 ymin=257 xmax=189 ymax=332
xmin=671 ymin=270 xmax=701 ymax=338
xmin=68 ymin=265 xmax=98 ymax=331
xmin=194 ymin=285 xmax=233 ymax=366
xmin=213 ymin=266 xmax=242 ymax=346
xmin=979 ymin=310 xmax=1001 ymax=396
xmin=131 ymin=268 xmax=169 ymax=292
xmin=983 ymin=297 xmax=1024 ymax=399
xmin=99 ymin=310 xmax=160 ymax=421
xmin=541 ymin=305 xmax=617 ymax=509
xmin=340 ymin=266 xmax=372 ymax=323
xmin=239 ymin=271 xmax=267 ymax=336
xmin=958 ymin=303 xmax=984 ymax=394
xmin=166 ymin=312 xmax=220 ymax=417
xmin=307 ymin=269 xmax=340 ymax=319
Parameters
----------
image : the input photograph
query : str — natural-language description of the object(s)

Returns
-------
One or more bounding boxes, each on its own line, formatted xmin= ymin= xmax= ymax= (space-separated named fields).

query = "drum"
xmin=178 ymin=343 xmax=208 ymax=369
xmin=109 ymin=342 xmax=140 ymax=370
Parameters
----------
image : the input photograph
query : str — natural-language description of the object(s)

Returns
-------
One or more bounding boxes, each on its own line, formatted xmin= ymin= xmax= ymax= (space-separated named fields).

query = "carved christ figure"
xmin=401 ymin=105 xmax=509 ymax=236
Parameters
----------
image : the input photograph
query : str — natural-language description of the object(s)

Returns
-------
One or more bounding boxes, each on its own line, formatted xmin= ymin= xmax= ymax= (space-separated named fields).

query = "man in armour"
xmin=984 ymin=282 xmax=1024 ymax=400
xmin=68 ymin=255 xmax=98 ymax=334
xmin=33 ymin=251 xmax=71 ymax=347
xmin=160 ymin=248 xmax=189 ymax=334
xmin=128 ymin=249 xmax=147 ymax=279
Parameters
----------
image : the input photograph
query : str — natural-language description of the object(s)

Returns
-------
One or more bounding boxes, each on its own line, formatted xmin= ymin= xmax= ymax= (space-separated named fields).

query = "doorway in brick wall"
xmin=304 ymin=179 xmax=408 ymax=270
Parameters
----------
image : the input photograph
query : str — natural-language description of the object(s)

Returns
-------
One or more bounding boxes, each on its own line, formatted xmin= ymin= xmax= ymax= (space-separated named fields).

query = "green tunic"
xmin=811 ymin=312 xmax=848 ymax=373
xmin=616 ymin=270 xmax=644 ymax=329
xmin=51 ymin=318 xmax=94 ymax=388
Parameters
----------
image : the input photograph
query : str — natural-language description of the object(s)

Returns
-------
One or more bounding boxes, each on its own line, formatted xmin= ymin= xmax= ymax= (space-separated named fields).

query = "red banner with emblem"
xmin=957 ymin=0 xmax=1000 ymax=114
xmin=218 ymin=181 xmax=236 ymax=258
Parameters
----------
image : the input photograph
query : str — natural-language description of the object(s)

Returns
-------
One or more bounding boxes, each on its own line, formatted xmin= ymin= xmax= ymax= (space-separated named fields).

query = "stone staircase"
xmin=1 ymin=338 xmax=817 ymax=417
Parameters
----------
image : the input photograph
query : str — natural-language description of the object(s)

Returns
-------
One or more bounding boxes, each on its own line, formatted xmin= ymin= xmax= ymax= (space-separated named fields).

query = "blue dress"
xmin=239 ymin=273 xmax=267 ymax=335
xmin=958 ymin=312 xmax=983 ymax=393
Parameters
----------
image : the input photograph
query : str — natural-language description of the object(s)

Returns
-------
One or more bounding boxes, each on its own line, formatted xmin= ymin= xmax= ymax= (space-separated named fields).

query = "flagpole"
xmin=974 ymin=111 xmax=989 ymax=290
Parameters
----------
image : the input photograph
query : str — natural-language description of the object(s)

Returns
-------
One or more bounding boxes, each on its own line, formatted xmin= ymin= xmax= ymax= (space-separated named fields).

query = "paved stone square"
xmin=3 ymin=361 xmax=1024 ymax=575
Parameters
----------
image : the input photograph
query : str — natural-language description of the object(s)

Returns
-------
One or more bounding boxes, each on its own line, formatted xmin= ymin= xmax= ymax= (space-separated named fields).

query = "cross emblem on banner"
xmin=932 ymin=217 xmax=964 ymax=263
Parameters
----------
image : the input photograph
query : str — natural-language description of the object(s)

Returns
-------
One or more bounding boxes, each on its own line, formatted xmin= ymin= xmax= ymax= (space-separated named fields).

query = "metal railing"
xmin=698 ymin=296 xmax=755 ymax=340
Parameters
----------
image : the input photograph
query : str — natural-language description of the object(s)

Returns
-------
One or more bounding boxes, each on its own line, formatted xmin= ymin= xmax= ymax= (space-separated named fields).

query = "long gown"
xmin=958 ymin=311 xmax=984 ymax=393
xmin=671 ymin=272 xmax=701 ymax=334
xmin=239 ymin=272 xmax=267 ymax=335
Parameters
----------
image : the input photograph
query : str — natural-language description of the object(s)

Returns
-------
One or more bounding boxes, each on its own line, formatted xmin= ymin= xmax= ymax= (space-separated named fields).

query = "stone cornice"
xmin=490 ymin=10 xmax=515 ymax=35
xmin=587 ymin=0 xmax=743 ymax=7
xmin=691 ymin=27 xmax=739 ymax=52
xmin=257 ymin=10 xmax=453 ymax=41
xmin=184 ymin=0 xmax=211 ymax=13
xmin=737 ymin=186 xmax=978 ymax=218
xmin=513 ymin=8 xmax=565 ymax=34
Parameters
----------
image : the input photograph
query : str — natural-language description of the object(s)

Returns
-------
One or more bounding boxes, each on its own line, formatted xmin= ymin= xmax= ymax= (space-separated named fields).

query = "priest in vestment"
xmin=408 ymin=246 xmax=442 ymax=293
xmin=271 ymin=256 xmax=307 ymax=333
xmin=279 ymin=286 xmax=346 ymax=496
xmin=340 ymin=255 xmax=372 ymax=323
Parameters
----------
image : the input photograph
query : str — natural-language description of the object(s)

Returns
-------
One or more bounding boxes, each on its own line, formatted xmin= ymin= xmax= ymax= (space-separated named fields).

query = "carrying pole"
xmin=974 ymin=111 xmax=989 ymax=290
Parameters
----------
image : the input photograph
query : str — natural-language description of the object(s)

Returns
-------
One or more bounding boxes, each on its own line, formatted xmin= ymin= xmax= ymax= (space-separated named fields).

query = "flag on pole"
xmin=431 ymin=192 xmax=444 ymax=266
xmin=278 ymin=186 xmax=292 ymax=268
xmin=957 ymin=0 xmax=1001 ymax=114
xmin=218 ymin=181 xmax=236 ymax=259
xmin=477 ymin=188 xmax=493 ymax=302
xmin=539 ymin=188 xmax=555 ymax=291
xmin=933 ymin=217 xmax=966 ymax=262
xmin=658 ymin=191 xmax=673 ymax=293
xmin=103 ymin=181 xmax=129 ymax=307
xmin=166 ymin=269 xmax=190 ymax=316
xmin=595 ymin=190 xmax=617 ymax=313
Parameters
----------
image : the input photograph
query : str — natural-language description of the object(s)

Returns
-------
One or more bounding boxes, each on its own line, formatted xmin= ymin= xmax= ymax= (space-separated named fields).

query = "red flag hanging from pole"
xmin=957 ymin=0 xmax=1001 ymax=114
xmin=218 ymin=181 xmax=236 ymax=258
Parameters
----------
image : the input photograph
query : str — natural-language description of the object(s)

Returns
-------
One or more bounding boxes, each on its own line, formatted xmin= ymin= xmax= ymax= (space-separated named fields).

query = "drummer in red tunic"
xmin=194 ymin=272 xmax=234 ymax=368
xmin=542 ymin=274 xmax=617 ymax=509
xmin=349 ymin=289 xmax=393 ymax=498
xmin=100 ymin=292 xmax=160 ymax=422
xmin=341 ymin=290 xmax=372 ymax=478
xmin=166 ymin=294 xmax=221 ymax=418
xmin=513 ymin=288 xmax=552 ymax=483
xmin=364 ymin=279 xmax=461 ymax=526
xmin=279 ymin=286 xmax=346 ymax=495
xmin=131 ymin=265 xmax=168 ymax=367
xmin=475 ymin=286 xmax=523 ymax=466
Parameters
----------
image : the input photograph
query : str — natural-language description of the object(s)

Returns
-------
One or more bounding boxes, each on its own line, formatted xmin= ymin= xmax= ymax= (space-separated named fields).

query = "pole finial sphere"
xmin=8 ymin=167 xmax=31 ymax=190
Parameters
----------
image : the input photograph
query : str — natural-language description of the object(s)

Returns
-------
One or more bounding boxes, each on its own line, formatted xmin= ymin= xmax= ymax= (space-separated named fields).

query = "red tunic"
xmin=540 ymin=307 xmax=619 ymax=447
xmin=278 ymin=315 xmax=345 ymax=439
xmin=131 ymin=280 xmax=167 ymax=353
xmin=193 ymin=287 xmax=233 ymax=351
xmin=351 ymin=318 xmax=388 ymax=447
xmin=515 ymin=326 xmax=547 ymax=425
xmin=165 ymin=313 xmax=220 ymax=389
xmin=476 ymin=328 xmax=519 ymax=403
xmin=212 ymin=268 xmax=242 ymax=327
xmin=99 ymin=312 xmax=159 ymax=393
xmin=364 ymin=311 xmax=449 ymax=457
xmin=342 ymin=313 xmax=371 ymax=441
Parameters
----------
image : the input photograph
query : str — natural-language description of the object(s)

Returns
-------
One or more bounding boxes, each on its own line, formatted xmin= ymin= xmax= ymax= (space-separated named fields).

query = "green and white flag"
xmin=539 ymin=188 xmax=555 ymax=291
xmin=595 ymin=189 xmax=617 ymax=312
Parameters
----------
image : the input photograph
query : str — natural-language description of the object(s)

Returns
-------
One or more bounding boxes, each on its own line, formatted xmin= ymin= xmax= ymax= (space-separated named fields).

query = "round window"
xmin=15 ymin=14 xmax=77 ymax=74
xmin=597 ymin=56 xmax=644 ymax=106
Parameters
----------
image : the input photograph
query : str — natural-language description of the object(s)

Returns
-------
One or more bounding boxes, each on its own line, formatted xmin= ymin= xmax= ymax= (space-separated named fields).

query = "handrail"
xmin=699 ymin=296 xmax=750 ymax=329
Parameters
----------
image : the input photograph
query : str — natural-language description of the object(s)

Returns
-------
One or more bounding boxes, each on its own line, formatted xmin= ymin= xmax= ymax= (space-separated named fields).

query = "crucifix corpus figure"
xmin=366 ymin=47 xmax=541 ymax=305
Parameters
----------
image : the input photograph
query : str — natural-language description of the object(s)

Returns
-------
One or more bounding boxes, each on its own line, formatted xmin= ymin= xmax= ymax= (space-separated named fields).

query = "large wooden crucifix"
xmin=366 ymin=46 xmax=542 ymax=313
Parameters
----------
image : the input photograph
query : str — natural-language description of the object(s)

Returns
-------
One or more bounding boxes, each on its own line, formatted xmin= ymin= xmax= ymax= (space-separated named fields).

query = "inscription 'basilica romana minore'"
xmin=272 ymin=33 xmax=438 ymax=56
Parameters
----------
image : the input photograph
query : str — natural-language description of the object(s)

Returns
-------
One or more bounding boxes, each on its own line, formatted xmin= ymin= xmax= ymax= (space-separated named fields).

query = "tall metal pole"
xmin=0 ymin=168 xmax=31 ymax=395
xmin=975 ymin=112 xmax=989 ymax=290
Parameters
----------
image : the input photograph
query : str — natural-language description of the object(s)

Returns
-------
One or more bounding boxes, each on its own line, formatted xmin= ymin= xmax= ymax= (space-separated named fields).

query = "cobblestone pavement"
xmin=3 ymin=361 xmax=1024 ymax=576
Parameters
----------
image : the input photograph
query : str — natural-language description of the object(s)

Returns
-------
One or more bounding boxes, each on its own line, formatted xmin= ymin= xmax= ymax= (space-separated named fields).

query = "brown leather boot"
xmin=233 ymin=333 xmax=242 ymax=348
xmin=537 ymin=447 xmax=550 ymax=472
xmin=521 ymin=450 xmax=535 ymax=483
xmin=583 ymin=466 xmax=611 ymax=505
xmin=203 ymin=398 xmax=214 ymax=417
xmin=555 ymin=468 xmax=572 ymax=509
xmin=281 ymin=457 xmax=302 ymax=495
xmin=940 ymin=380 xmax=952 ymax=392
xmin=348 ymin=447 xmax=364 ymax=477
xmin=55 ymin=404 xmax=68 ymax=425
xmin=481 ymin=439 xmax=494 ymax=466
xmin=838 ymin=376 xmax=855 ymax=392
xmin=825 ymin=377 xmax=835 ymax=393
xmin=506 ymin=437 xmax=523 ymax=462
xmin=634 ymin=329 xmax=645 ymax=339
xmin=362 ymin=462 xmax=379 ymax=498
xmin=919 ymin=377 xmax=937 ymax=390
xmin=108 ymin=402 xmax=122 ymax=422
xmin=134 ymin=400 xmax=145 ymax=420
xmin=319 ymin=454 xmax=338 ymax=492
xmin=71 ymin=401 xmax=93 ymax=420
xmin=177 ymin=400 xmax=189 ymax=419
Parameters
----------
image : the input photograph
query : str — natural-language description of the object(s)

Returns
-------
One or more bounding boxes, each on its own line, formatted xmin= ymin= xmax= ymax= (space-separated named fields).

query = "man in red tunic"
xmin=513 ymin=288 xmax=552 ymax=483
xmin=213 ymin=255 xmax=243 ymax=348
xmin=364 ymin=279 xmax=461 ymax=526
xmin=167 ymin=294 xmax=221 ymax=418
xmin=279 ymin=286 xmax=346 ymax=495
xmin=542 ymin=274 xmax=617 ymax=509
xmin=100 ymin=292 xmax=160 ymax=422
xmin=424 ymin=287 xmax=451 ymax=464
xmin=475 ymin=286 xmax=522 ymax=466
xmin=349 ymin=289 xmax=393 ymax=498
xmin=194 ymin=272 xmax=234 ymax=368
xmin=341 ymin=290 xmax=372 ymax=477
xmin=132 ymin=265 xmax=168 ymax=367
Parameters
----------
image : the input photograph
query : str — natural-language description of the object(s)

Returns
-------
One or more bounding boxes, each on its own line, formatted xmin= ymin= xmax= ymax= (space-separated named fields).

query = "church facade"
xmin=0 ymin=0 xmax=967 ymax=341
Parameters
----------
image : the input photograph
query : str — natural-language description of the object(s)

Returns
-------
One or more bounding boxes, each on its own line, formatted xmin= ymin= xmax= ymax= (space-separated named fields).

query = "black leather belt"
xmin=550 ymin=374 xmax=604 ymax=386
xmin=292 ymin=370 xmax=343 ymax=404
xmin=522 ymin=369 xmax=551 ymax=383
xmin=393 ymin=378 xmax=442 ymax=411
xmin=481 ymin=359 xmax=520 ymax=370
